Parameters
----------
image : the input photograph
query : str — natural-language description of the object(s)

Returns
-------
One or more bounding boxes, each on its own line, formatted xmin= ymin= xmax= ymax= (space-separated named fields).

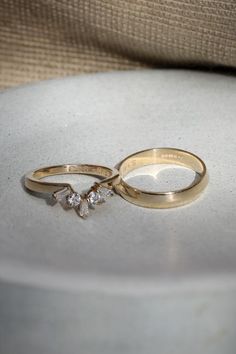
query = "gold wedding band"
xmin=115 ymin=148 xmax=208 ymax=208
xmin=25 ymin=164 xmax=119 ymax=218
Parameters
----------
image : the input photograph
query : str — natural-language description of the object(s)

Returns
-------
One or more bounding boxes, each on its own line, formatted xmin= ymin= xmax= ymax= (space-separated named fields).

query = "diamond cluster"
xmin=53 ymin=184 xmax=113 ymax=218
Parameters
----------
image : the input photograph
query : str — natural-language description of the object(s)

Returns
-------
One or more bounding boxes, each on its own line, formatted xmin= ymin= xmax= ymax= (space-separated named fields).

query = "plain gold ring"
xmin=115 ymin=148 xmax=208 ymax=208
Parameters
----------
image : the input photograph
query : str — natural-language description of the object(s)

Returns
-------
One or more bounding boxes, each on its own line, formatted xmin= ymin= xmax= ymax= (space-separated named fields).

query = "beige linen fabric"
xmin=0 ymin=0 xmax=235 ymax=89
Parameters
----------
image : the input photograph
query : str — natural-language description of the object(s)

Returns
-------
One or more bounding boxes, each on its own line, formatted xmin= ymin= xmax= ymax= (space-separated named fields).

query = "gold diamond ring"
xmin=115 ymin=148 xmax=208 ymax=208
xmin=24 ymin=164 xmax=119 ymax=218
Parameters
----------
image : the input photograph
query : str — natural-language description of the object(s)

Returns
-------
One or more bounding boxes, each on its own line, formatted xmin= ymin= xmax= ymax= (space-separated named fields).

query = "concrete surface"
xmin=0 ymin=70 xmax=236 ymax=354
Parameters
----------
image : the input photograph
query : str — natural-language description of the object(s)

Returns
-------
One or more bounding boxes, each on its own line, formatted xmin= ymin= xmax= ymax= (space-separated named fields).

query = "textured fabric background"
xmin=0 ymin=0 xmax=235 ymax=89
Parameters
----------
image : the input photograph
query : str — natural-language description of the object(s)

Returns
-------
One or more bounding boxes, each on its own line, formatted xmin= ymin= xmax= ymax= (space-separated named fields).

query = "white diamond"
xmin=87 ymin=191 xmax=100 ymax=207
xmin=53 ymin=188 xmax=70 ymax=204
xmin=66 ymin=193 xmax=81 ymax=208
xmin=97 ymin=187 xmax=113 ymax=202
xmin=79 ymin=199 xmax=89 ymax=218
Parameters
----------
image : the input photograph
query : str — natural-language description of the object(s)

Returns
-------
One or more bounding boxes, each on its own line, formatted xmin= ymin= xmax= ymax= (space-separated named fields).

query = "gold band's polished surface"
xmin=115 ymin=148 xmax=208 ymax=208
xmin=25 ymin=164 xmax=119 ymax=218
xmin=25 ymin=164 xmax=119 ymax=194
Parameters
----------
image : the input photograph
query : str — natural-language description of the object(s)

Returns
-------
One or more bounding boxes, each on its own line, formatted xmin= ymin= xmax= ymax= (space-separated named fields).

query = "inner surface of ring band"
xmin=119 ymin=149 xmax=205 ymax=177
xmin=33 ymin=165 xmax=113 ymax=180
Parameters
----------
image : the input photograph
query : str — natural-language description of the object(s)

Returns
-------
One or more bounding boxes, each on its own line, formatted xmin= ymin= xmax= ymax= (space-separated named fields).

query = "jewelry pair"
xmin=24 ymin=148 xmax=208 ymax=218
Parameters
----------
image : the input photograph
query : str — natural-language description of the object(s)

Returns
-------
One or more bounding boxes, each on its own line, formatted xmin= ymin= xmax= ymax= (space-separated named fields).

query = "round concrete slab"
xmin=0 ymin=70 xmax=236 ymax=354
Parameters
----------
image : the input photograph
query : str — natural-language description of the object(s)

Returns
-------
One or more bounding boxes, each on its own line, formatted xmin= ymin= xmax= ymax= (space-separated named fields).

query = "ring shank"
xmin=25 ymin=164 xmax=119 ymax=194
xmin=116 ymin=148 xmax=208 ymax=208
xmin=119 ymin=148 xmax=204 ymax=175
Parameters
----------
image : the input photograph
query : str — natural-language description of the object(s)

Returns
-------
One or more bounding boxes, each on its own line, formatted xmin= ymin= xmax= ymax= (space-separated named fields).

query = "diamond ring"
xmin=53 ymin=182 xmax=114 ymax=218
xmin=24 ymin=164 xmax=119 ymax=218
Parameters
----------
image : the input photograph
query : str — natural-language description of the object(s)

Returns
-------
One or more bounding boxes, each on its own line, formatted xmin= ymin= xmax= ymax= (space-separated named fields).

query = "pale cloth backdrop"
xmin=0 ymin=0 xmax=236 ymax=89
